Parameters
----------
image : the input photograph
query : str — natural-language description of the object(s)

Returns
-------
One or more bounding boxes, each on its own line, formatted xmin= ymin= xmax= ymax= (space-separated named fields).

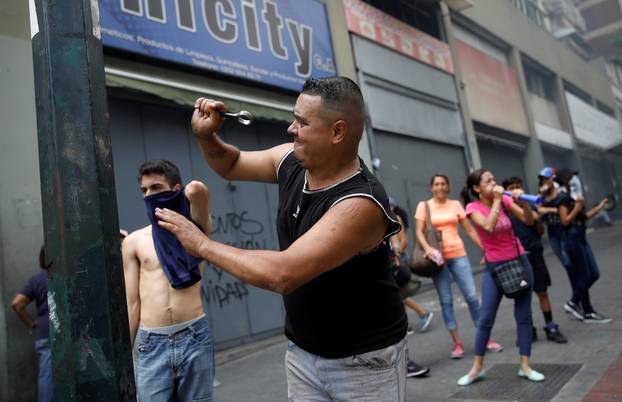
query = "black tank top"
xmin=276 ymin=149 xmax=408 ymax=358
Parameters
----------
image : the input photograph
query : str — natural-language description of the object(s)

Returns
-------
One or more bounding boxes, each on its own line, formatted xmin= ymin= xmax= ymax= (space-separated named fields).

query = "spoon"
xmin=220 ymin=110 xmax=254 ymax=126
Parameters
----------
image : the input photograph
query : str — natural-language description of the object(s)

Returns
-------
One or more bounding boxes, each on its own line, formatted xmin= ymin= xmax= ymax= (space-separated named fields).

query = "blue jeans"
xmin=548 ymin=226 xmax=571 ymax=269
xmin=285 ymin=338 xmax=407 ymax=402
xmin=432 ymin=256 xmax=480 ymax=331
xmin=577 ymin=226 xmax=600 ymax=289
xmin=135 ymin=316 xmax=214 ymax=402
xmin=35 ymin=338 xmax=53 ymax=402
xmin=548 ymin=226 xmax=577 ymax=300
xmin=562 ymin=225 xmax=599 ymax=314
xmin=475 ymin=255 xmax=533 ymax=357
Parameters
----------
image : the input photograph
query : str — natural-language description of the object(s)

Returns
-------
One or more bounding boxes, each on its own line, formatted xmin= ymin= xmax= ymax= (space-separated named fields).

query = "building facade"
xmin=456 ymin=0 xmax=622 ymax=216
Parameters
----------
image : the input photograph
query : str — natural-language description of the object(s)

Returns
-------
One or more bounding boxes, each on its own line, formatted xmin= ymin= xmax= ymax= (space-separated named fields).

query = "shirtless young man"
xmin=122 ymin=159 xmax=212 ymax=402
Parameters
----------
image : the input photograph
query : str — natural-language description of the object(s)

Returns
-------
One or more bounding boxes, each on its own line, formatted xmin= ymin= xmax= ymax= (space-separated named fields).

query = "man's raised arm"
xmin=192 ymin=97 xmax=292 ymax=183
xmin=185 ymin=180 xmax=212 ymax=235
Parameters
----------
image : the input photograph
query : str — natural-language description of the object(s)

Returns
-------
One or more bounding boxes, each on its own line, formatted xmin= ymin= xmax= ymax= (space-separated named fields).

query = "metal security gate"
xmin=542 ymin=146 xmax=576 ymax=173
xmin=581 ymin=155 xmax=621 ymax=221
xmin=612 ymin=160 xmax=622 ymax=221
xmin=373 ymin=131 xmax=478 ymax=265
xmin=108 ymin=96 xmax=288 ymax=349
xmin=477 ymin=138 xmax=527 ymax=185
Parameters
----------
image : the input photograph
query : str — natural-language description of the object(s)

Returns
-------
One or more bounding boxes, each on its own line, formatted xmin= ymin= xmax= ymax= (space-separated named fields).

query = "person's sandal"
xmin=518 ymin=369 xmax=545 ymax=382
xmin=457 ymin=371 xmax=485 ymax=386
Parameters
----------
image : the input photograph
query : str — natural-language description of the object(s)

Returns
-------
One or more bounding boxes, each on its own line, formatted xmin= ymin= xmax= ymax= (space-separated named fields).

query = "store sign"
xmin=343 ymin=0 xmax=453 ymax=74
xmin=454 ymin=39 xmax=529 ymax=135
xmin=99 ymin=0 xmax=336 ymax=91
xmin=565 ymin=92 xmax=622 ymax=150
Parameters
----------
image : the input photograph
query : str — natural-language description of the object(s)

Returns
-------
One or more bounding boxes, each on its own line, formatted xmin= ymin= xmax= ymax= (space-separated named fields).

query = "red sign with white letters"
xmin=454 ymin=39 xmax=529 ymax=135
xmin=343 ymin=0 xmax=454 ymax=74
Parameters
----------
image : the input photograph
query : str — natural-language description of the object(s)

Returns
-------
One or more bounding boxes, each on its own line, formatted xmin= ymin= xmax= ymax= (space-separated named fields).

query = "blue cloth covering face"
xmin=144 ymin=188 xmax=203 ymax=289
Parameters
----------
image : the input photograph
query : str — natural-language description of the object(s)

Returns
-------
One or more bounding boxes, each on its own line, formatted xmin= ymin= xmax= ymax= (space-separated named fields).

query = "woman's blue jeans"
xmin=562 ymin=225 xmax=600 ymax=314
xmin=432 ymin=256 xmax=480 ymax=331
xmin=549 ymin=225 xmax=578 ymax=301
xmin=475 ymin=254 xmax=534 ymax=357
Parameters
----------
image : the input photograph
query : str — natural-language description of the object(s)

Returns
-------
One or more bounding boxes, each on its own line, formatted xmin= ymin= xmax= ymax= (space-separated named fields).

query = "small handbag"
xmin=387 ymin=244 xmax=422 ymax=298
xmin=388 ymin=244 xmax=411 ymax=288
xmin=488 ymin=205 xmax=531 ymax=299
xmin=409 ymin=202 xmax=444 ymax=277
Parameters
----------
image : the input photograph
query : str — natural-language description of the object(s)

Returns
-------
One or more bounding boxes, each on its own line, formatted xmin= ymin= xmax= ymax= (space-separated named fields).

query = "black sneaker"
xmin=583 ymin=313 xmax=613 ymax=324
xmin=544 ymin=325 xmax=568 ymax=343
xmin=406 ymin=360 xmax=430 ymax=378
xmin=406 ymin=326 xmax=415 ymax=336
xmin=564 ymin=301 xmax=584 ymax=321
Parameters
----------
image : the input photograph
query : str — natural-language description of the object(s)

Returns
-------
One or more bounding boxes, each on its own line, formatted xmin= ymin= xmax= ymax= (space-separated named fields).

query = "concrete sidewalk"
xmin=213 ymin=224 xmax=622 ymax=402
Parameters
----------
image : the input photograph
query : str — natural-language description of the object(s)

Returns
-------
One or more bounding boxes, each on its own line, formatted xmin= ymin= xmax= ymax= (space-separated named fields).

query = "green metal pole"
xmin=30 ymin=1 xmax=136 ymax=400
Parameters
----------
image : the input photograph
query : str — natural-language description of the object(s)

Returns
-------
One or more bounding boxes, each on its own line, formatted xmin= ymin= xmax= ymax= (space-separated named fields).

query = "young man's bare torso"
xmin=123 ymin=226 xmax=204 ymax=331
xmin=122 ymin=170 xmax=210 ymax=345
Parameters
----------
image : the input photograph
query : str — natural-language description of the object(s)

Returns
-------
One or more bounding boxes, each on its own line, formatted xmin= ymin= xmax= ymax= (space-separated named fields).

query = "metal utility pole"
xmin=30 ymin=1 xmax=135 ymax=400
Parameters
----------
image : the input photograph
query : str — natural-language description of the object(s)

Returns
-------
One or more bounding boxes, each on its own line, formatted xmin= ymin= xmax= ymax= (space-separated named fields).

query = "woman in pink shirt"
xmin=415 ymin=174 xmax=503 ymax=359
xmin=457 ymin=169 xmax=544 ymax=386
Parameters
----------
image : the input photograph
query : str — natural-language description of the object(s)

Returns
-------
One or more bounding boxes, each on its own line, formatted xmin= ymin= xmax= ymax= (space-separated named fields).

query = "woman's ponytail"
xmin=462 ymin=169 xmax=488 ymax=206
xmin=461 ymin=186 xmax=474 ymax=206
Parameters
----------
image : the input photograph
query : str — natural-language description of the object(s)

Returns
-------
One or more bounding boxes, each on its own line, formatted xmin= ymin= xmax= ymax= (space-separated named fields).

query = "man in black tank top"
xmin=156 ymin=77 xmax=409 ymax=401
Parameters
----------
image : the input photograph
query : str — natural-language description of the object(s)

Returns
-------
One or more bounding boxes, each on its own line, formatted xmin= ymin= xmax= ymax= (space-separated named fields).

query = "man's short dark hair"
xmin=138 ymin=159 xmax=182 ymax=187
xmin=301 ymin=77 xmax=365 ymax=135
xmin=502 ymin=176 xmax=523 ymax=189
xmin=301 ymin=77 xmax=364 ymax=111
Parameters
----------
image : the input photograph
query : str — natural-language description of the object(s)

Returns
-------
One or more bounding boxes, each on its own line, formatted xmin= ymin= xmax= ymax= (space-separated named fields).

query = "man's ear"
xmin=174 ymin=183 xmax=183 ymax=192
xmin=331 ymin=120 xmax=348 ymax=144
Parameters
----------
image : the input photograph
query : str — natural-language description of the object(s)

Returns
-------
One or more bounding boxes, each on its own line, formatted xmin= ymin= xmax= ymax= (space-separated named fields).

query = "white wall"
xmin=0 ymin=1 xmax=43 ymax=400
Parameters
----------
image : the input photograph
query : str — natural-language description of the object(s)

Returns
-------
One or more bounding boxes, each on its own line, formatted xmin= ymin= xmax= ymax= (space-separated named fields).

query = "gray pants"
xmin=285 ymin=337 xmax=407 ymax=402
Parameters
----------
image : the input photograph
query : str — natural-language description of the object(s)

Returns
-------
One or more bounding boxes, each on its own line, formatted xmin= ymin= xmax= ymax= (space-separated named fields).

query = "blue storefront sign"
xmin=99 ymin=0 xmax=337 ymax=91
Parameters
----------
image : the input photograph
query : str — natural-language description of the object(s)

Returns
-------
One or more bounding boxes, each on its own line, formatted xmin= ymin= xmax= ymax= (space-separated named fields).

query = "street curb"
xmin=216 ymin=334 xmax=287 ymax=366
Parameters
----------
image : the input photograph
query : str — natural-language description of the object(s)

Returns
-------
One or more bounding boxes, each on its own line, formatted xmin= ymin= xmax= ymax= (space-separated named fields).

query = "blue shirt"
xmin=19 ymin=270 xmax=50 ymax=340
xmin=144 ymin=188 xmax=203 ymax=289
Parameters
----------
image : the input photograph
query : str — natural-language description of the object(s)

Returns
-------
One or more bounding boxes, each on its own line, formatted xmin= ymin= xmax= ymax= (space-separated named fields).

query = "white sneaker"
xmin=419 ymin=312 xmax=434 ymax=332
xmin=583 ymin=313 xmax=612 ymax=324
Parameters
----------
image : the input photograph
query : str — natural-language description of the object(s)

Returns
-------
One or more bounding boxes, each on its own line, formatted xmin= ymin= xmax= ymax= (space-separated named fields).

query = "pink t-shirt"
xmin=465 ymin=195 xmax=524 ymax=263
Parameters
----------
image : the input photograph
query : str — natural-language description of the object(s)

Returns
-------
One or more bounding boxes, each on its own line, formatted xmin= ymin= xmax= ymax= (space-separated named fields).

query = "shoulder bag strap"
xmin=426 ymin=201 xmax=443 ymax=247
xmin=425 ymin=201 xmax=433 ymax=229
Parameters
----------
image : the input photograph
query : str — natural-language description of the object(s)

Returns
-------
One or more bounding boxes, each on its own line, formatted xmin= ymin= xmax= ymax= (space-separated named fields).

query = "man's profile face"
xmin=140 ymin=174 xmax=181 ymax=197
xmin=287 ymin=94 xmax=334 ymax=166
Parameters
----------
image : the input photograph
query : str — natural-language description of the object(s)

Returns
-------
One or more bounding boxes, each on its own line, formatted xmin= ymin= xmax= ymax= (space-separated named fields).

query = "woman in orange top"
xmin=415 ymin=174 xmax=503 ymax=358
